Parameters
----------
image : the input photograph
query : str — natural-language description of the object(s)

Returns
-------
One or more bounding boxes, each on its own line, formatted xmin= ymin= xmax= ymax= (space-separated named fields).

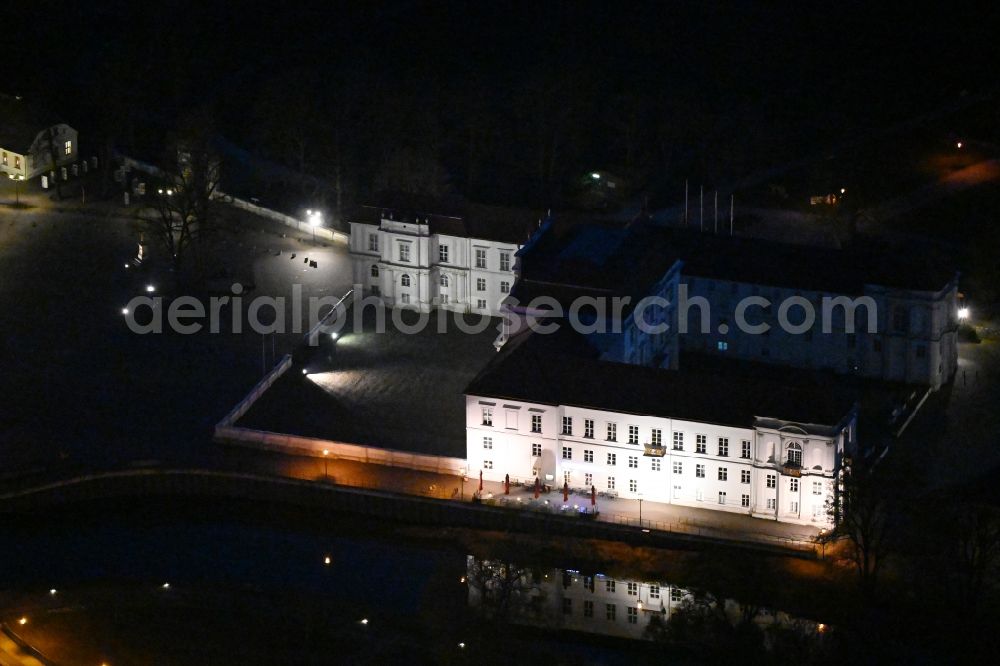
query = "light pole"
xmin=638 ymin=494 xmax=644 ymax=527
xmin=9 ymin=174 xmax=24 ymax=205
xmin=307 ymin=209 xmax=323 ymax=244
xmin=323 ymin=449 xmax=329 ymax=481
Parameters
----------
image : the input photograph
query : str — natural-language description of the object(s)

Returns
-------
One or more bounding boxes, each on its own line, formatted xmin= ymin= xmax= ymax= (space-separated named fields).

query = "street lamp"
xmin=307 ymin=209 xmax=323 ymax=243
xmin=958 ymin=307 xmax=970 ymax=321
xmin=323 ymin=449 xmax=329 ymax=480
xmin=8 ymin=174 xmax=24 ymax=205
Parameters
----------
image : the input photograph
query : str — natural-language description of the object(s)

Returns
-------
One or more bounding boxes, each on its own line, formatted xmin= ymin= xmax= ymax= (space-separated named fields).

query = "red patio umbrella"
xmin=504 ymin=473 xmax=510 ymax=495
xmin=479 ymin=469 xmax=483 ymax=492
xmin=563 ymin=481 xmax=569 ymax=502
xmin=534 ymin=476 xmax=540 ymax=499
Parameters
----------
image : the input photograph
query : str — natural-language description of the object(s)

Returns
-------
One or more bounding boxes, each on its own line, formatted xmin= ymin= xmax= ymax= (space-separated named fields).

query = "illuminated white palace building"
xmin=348 ymin=199 xmax=538 ymax=316
xmin=464 ymin=218 xmax=960 ymax=526
xmin=466 ymin=325 xmax=857 ymax=526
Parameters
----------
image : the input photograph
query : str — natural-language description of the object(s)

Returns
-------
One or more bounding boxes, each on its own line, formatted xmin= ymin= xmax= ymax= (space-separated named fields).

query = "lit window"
xmin=64 ymin=140 xmax=72 ymax=155
xmin=717 ymin=341 xmax=729 ymax=351
xmin=628 ymin=425 xmax=639 ymax=444
xmin=787 ymin=442 xmax=802 ymax=466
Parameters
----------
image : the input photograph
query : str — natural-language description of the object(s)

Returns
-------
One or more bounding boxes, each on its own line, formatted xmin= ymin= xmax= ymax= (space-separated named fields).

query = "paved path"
xmin=217 ymin=446 xmax=822 ymax=550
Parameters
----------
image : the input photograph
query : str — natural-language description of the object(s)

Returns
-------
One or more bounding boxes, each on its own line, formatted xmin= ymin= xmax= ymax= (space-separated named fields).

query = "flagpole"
xmin=699 ymin=186 xmax=704 ymax=232
xmin=684 ymin=179 xmax=689 ymax=226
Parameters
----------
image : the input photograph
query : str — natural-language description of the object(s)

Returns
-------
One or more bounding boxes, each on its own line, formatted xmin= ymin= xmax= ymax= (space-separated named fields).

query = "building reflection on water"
xmin=465 ymin=556 xmax=823 ymax=643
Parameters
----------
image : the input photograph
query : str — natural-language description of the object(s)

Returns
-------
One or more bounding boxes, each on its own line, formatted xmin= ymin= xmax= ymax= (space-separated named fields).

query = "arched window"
xmin=370 ymin=265 xmax=379 ymax=278
xmin=440 ymin=274 xmax=449 ymax=288
xmin=401 ymin=274 xmax=411 ymax=287
xmin=786 ymin=442 xmax=802 ymax=466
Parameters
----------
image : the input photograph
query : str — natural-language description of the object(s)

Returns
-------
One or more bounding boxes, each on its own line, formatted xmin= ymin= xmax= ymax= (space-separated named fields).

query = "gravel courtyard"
xmin=236 ymin=306 xmax=502 ymax=458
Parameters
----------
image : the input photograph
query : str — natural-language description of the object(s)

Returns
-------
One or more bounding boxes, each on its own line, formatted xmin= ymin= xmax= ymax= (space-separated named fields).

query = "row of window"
xmin=367 ymin=236 xmax=515 ymax=272
xmin=563 ymin=599 xmax=643 ymax=624
xmin=380 ymin=270 xmax=511 ymax=294
xmin=555 ymin=417 xmax=754 ymax=458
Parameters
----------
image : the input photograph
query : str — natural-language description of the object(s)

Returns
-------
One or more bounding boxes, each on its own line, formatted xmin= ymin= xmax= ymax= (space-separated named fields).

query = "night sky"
xmin=7 ymin=1 xmax=998 ymax=208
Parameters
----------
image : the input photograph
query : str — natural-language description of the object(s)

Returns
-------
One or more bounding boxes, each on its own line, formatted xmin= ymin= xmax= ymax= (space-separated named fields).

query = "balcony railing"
xmin=643 ymin=444 xmax=666 ymax=457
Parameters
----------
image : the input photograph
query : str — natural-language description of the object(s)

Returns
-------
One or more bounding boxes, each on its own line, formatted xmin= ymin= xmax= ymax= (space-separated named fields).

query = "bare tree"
xmin=829 ymin=461 xmax=894 ymax=594
xmin=143 ymin=130 xmax=221 ymax=278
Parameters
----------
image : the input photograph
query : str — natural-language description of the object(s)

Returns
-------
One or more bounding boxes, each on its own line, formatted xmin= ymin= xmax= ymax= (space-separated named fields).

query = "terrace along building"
xmin=348 ymin=199 xmax=539 ymax=316
xmin=0 ymin=94 xmax=78 ymax=180
xmin=466 ymin=325 xmax=858 ymax=526
xmin=511 ymin=219 xmax=960 ymax=389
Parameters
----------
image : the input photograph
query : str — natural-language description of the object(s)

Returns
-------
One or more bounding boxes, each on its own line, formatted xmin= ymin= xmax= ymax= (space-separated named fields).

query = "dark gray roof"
xmin=516 ymin=219 xmax=957 ymax=297
xmin=466 ymin=324 xmax=859 ymax=429
xmin=0 ymin=95 xmax=61 ymax=154
xmin=350 ymin=194 xmax=541 ymax=245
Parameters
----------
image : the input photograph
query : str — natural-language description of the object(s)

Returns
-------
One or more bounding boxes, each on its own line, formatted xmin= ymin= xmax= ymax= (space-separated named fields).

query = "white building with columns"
xmin=465 ymin=327 xmax=857 ymax=527
xmin=348 ymin=200 xmax=539 ymax=316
